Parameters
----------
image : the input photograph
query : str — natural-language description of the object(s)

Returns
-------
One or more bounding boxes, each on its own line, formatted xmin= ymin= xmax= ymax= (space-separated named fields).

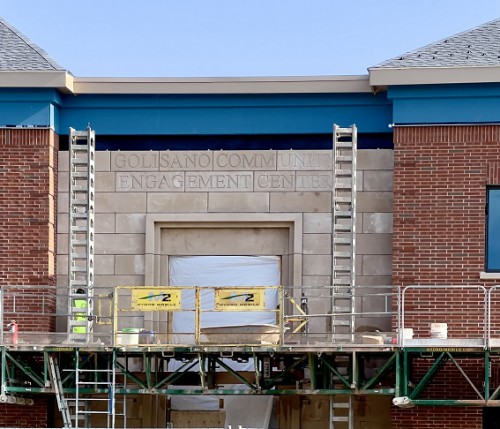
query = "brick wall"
xmin=0 ymin=398 xmax=51 ymax=428
xmin=0 ymin=128 xmax=58 ymax=427
xmin=392 ymin=125 xmax=500 ymax=428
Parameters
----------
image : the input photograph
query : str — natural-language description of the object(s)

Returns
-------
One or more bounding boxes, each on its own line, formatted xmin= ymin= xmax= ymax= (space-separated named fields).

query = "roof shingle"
xmin=373 ymin=18 xmax=500 ymax=69
xmin=0 ymin=17 xmax=65 ymax=71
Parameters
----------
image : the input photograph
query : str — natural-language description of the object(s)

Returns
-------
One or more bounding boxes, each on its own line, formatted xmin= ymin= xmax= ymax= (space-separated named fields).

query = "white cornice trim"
xmin=0 ymin=71 xmax=73 ymax=92
xmin=369 ymin=66 xmax=500 ymax=86
xmin=71 ymin=75 xmax=371 ymax=94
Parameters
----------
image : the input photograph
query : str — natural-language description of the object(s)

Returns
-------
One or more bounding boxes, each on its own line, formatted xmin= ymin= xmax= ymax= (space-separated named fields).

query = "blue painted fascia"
xmin=0 ymin=88 xmax=62 ymax=128
xmin=58 ymin=92 xmax=392 ymax=135
xmin=388 ymin=83 xmax=500 ymax=125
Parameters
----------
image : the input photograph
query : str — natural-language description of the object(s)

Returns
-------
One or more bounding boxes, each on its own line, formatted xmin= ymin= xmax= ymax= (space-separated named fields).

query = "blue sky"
xmin=2 ymin=0 xmax=500 ymax=77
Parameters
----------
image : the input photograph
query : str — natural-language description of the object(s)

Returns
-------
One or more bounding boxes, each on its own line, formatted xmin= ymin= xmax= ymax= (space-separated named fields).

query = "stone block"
xmin=270 ymin=192 xmax=331 ymax=213
xmin=362 ymin=213 xmax=393 ymax=234
xmin=95 ymin=234 xmax=145 ymax=255
xmin=296 ymin=171 xmax=332 ymax=191
xmin=213 ymin=151 xmax=276 ymax=170
xmin=94 ymin=275 xmax=144 ymax=287
xmin=277 ymin=150 xmax=332 ymax=170
xmin=58 ymin=172 xmax=69 ymax=191
xmin=95 ymin=255 xmax=115 ymax=275
xmin=303 ymin=234 xmax=331 ymax=255
xmin=96 ymin=172 xmax=115 ymax=192
xmin=58 ymin=151 xmax=68 ymax=172
xmin=185 ymin=172 xmax=253 ymax=192
xmin=96 ymin=151 xmax=111 ymax=171
xmin=116 ymin=172 xmax=184 ymax=192
xmin=357 ymin=233 xmax=392 ymax=255
xmin=303 ymin=255 xmax=331 ymax=276
xmin=159 ymin=151 xmax=213 ymax=171
xmin=208 ymin=192 xmax=270 ymax=212
xmin=357 ymin=192 xmax=393 ymax=213
xmin=147 ymin=193 xmax=207 ymax=213
xmin=362 ymin=255 xmax=393 ymax=276
xmin=58 ymin=192 xmax=68 ymax=213
xmin=57 ymin=233 xmax=68 ymax=254
xmin=254 ymin=172 xmax=295 ymax=191
xmin=97 ymin=193 xmax=146 ymax=213
xmin=302 ymin=276 xmax=332 ymax=287
xmin=161 ymin=227 xmax=289 ymax=255
xmin=116 ymin=214 xmax=147 ymax=233
xmin=363 ymin=171 xmax=393 ymax=192
xmin=357 ymin=150 xmax=394 ymax=170
xmin=303 ymin=213 xmax=332 ymax=233
xmin=115 ymin=255 xmax=145 ymax=275
xmin=96 ymin=214 xmax=116 ymax=233
xmin=111 ymin=151 xmax=160 ymax=171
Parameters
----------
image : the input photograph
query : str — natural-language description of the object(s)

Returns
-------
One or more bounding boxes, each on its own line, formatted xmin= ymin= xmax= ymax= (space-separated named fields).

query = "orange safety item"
xmin=7 ymin=320 xmax=18 ymax=344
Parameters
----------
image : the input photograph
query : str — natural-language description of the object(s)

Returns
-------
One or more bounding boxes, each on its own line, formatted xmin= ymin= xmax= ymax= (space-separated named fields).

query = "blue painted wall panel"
xmin=59 ymin=103 xmax=392 ymax=135
xmin=0 ymin=102 xmax=52 ymax=127
xmin=389 ymin=84 xmax=500 ymax=125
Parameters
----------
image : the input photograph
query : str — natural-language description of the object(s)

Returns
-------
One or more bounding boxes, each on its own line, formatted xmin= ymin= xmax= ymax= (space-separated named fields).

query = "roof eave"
xmin=72 ymin=75 xmax=372 ymax=94
xmin=0 ymin=71 xmax=73 ymax=92
xmin=369 ymin=65 xmax=500 ymax=87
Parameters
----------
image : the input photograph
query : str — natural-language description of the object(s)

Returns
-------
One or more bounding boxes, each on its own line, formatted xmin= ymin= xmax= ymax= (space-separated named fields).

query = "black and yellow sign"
xmin=214 ymin=288 xmax=265 ymax=310
xmin=131 ymin=288 xmax=181 ymax=311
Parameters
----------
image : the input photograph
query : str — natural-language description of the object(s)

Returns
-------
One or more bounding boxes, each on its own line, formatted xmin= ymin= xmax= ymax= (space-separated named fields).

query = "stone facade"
xmin=57 ymin=148 xmax=394 ymax=332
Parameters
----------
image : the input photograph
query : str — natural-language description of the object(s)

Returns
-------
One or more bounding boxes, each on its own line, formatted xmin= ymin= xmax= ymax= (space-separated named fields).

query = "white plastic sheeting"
xmin=169 ymin=255 xmax=279 ymax=421
xmin=169 ymin=256 xmax=280 ymax=335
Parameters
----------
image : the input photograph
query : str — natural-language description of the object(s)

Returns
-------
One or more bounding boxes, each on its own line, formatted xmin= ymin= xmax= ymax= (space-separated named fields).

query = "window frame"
xmin=486 ymin=186 xmax=500 ymax=272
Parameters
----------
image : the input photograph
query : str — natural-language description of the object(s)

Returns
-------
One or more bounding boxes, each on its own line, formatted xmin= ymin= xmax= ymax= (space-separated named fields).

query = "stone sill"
xmin=480 ymin=272 xmax=500 ymax=280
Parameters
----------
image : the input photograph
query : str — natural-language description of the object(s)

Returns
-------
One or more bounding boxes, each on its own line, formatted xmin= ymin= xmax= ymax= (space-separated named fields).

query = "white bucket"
xmin=430 ymin=323 xmax=448 ymax=339
xmin=120 ymin=328 xmax=141 ymax=345
xmin=402 ymin=328 xmax=414 ymax=340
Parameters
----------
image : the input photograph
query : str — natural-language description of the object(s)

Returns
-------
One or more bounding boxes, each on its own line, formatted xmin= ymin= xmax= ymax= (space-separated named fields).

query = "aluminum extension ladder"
xmin=67 ymin=127 xmax=96 ymax=342
xmin=330 ymin=124 xmax=357 ymax=429
xmin=48 ymin=355 xmax=72 ymax=428
xmin=71 ymin=350 xmax=118 ymax=428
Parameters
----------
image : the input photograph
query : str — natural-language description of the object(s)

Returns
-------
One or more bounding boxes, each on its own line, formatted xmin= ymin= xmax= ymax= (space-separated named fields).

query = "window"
xmin=486 ymin=188 xmax=500 ymax=271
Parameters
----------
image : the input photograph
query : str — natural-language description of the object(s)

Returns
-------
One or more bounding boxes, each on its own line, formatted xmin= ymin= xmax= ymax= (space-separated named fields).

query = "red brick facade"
xmin=392 ymin=125 xmax=500 ymax=428
xmin=0 ymin=128 xmax=58 ymax=427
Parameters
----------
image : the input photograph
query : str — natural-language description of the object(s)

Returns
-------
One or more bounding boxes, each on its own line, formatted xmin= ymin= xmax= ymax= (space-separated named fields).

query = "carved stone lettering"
xmin=159 ymin=152 xmax=212 ymax=170
xmin=277 ymin=151 xmax=333 ymax=170
xmin=214 ymin=151 xmax=276 ymax=170
xmin=254 ymin=172 xmax=295 ymax=191
xmin=296 ymin=171 xmax=333 ymax=191
xmin=112 ymin=152 xmax=160 ymax=171
xmin=116 ymin=172 xmax=184 ymax=192
xmin=185 ymin=172 xmax=253 ymax=192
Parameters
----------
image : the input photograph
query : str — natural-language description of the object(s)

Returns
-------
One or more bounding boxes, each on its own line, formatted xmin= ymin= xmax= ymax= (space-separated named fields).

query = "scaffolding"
xmin=3 ymin=125 xmax=499 ymax=428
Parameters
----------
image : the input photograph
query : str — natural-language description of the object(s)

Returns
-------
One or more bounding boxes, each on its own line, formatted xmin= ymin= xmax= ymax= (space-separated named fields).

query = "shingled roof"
xmin=0 ymin=17 xmax=65 ymax=71
xmin=373 ymin=18 xmax=500 ymax=69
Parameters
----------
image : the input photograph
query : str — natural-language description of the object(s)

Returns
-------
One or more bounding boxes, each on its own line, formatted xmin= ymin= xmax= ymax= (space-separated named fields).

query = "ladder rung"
xmin=332 ymin=402 xmax=351 ymax=409
xmin=334 ymin=211 xmax=351 ymax=217
xmin=71 ymin=144 xmax=88 ymax=151
xmin=335 ymin=169 xmax=352 ymax=175
xmin=71 ymin=159 xmax=89 ymax=165
xmin=335 ymin=127 xmax=353 ymax=135
xmin=333 ymin=237 xmax=351 ymax=244
xmin=332 ymin=416 xmax=349 ymax=422
xmin=335 ymin=141 xmax=352 ymax=148
xmin=334 ymin=252 xmax=351 ymax=258
xmin=334 ymin=306 xmax=351 ymax=312
xmin=332 ymin=319 xmax=351 ymax=326
xmin=334 ymin=225 xmax=352 ymax=232
xmin=335 ymin=156 xmax=352 ymax=162
xmin=333 ymin=197 xmax=353 ymax=204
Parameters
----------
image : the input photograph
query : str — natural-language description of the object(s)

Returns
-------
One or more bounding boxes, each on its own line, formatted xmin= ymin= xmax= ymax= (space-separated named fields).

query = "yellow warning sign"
xmin=131 ymin=288 xmax=181 ymax=311
xmin=214 ymin=288 xmax=265 ymax=310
